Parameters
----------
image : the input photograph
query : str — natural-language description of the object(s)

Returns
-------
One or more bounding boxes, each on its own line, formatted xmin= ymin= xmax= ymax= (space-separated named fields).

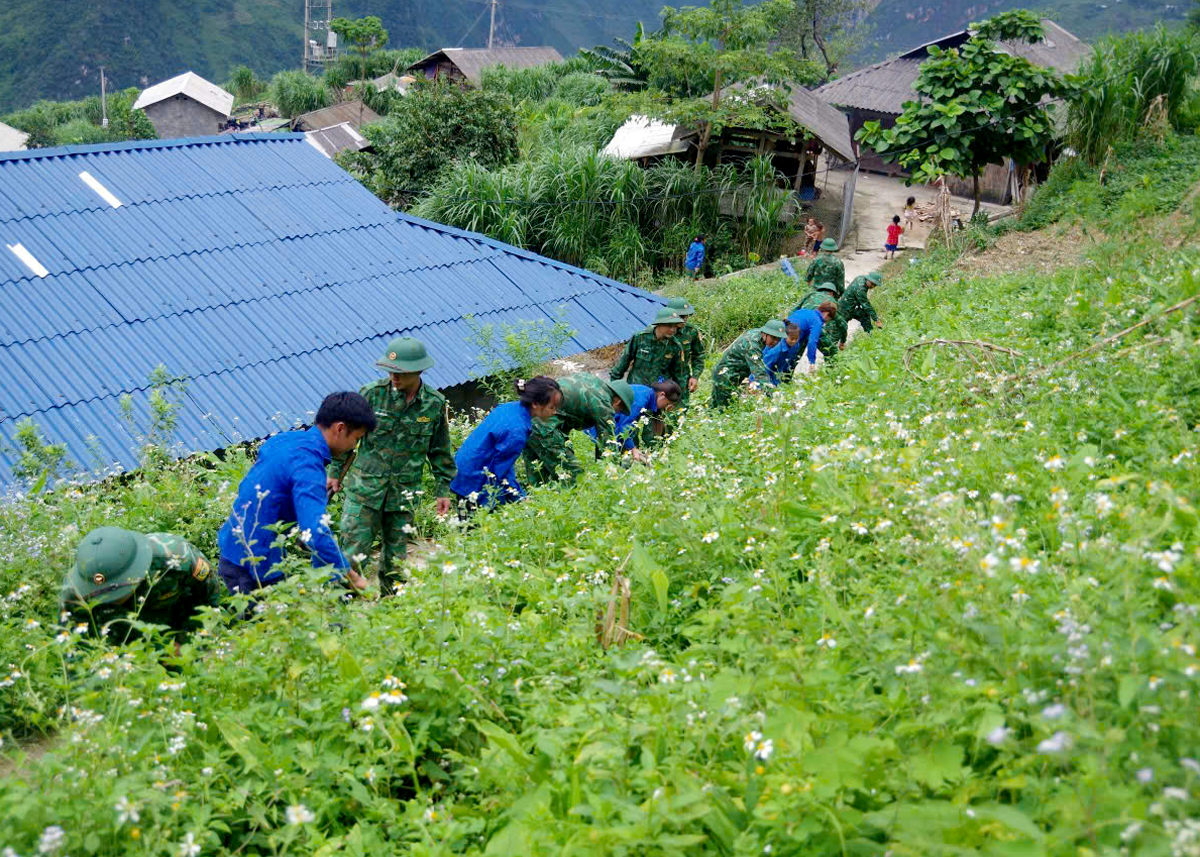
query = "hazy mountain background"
xmin=0 ymin=0 xmax=1183 ymax=112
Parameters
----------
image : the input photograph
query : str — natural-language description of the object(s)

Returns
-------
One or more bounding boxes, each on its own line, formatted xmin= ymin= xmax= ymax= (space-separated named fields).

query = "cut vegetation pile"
xmin=1 ymin=135 xmax=1199 ymax=855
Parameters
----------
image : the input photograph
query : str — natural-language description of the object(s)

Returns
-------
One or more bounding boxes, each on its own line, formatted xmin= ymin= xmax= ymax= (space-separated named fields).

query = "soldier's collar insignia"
xmin=416 ymin=416 xmax=431 ymax=422
xmin=93 ymin=573 xmax=106 ymax=584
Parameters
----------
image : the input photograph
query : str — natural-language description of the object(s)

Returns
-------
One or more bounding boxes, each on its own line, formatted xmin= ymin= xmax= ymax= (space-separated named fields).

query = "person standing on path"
xmin=450 ymin=376 xmax=562 ymax=514
xmin=610 ymin=308 xmax=686 ymax=389
xmin=666 ymin=297 xmax=705 ymax=405
xmin=523 ymin=374 xmax=637 ymax=485
xmin=710 ymin=319 xmax=785 ymax=409
xmin=62 ymin=527 xmax=221 ymax=643
xmin=218 ymin=392 xmax=375 ymax=595
xmin=334 ymin=337 xmax=457 ymax=596
xmin=804 ymin=238 xmax=845 ymax=296
xmin=840 ymin=271 xmax=883 ymax=333
xmin=684 ymin=235 xmax=707 ymax=280
xmin=885 ymin=216 xmax=903 ymax=260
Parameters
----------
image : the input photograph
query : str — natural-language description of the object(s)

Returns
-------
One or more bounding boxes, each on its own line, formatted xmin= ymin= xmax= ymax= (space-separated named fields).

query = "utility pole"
xmin=488 ymin=0 xmax=497 ymax=49
xmin=100 ymin=67 xmax=108 ymax=128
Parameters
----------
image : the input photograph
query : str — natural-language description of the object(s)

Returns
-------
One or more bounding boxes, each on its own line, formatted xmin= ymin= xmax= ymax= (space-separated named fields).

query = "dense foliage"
xmin=339 ymin=82 xmax=522 ymax=208
xmin=1066 ymin=25 xmax=1200 ymax=165
xmin=2 ymin=133 xmax=1199 ymax=855
xmin=268 ymin=70 xmax=333 ymax=122
xmin=2 ymin=87 xmax=156 ymax=149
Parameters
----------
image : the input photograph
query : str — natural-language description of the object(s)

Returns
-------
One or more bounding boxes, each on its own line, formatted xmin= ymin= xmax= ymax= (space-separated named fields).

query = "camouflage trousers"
xmin=340 ymin=497 xmax=413 ymax=595
xmin=710 ymin=381 xmax=738 ymax=410
xmin=522 ymin=421 xmax=584 ymax=486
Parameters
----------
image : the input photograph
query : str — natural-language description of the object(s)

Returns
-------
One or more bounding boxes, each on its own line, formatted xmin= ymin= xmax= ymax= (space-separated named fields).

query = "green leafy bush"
xmin=268 ymin=70 xmax=332 ymax=120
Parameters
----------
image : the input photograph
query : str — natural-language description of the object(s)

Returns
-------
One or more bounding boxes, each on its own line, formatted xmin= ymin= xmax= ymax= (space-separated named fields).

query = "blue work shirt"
xmin=449 ymin=401 xmax=531 ymax=507
xmin=763 ymin=338 xmax=804 ymax=384
xmin=685 ymin=241 xmax=706 ymax=271
xmin=788 ymin=308 xmax=825 ymax=365
xmin=586 ymin=384 xmax=657 ymax=450
xmin=217 ymin=426 xmax=349 ymax=584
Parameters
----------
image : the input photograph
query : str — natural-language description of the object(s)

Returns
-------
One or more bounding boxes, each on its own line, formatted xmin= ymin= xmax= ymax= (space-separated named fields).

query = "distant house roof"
xmin=717 ymin=82 xmax=857 ymax=162
xmin=0 ymin=134 xmax=663 ymax=486
xmin=603 ymin=115 xmax=690 ymax=160
xmin=816 ymin=19 xmax=1090 ymax=116
xmin=133 ymin=72 xmax=234 ymax=117
xmin=292 ymin=101 xmax=381 ymax=132
xmin=0 ymin=122 xmax=28 ymax=152
xmin=304 ymin=122 xmax=371 ymax=159
xmin=372 ymin=72 xmax=416 ymax=93
xmin=407 ymin=47 xmax=564 ymax=85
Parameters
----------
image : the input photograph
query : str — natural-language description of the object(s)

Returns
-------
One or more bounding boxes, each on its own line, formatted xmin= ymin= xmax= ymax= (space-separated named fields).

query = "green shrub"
xmin=268 ymin=69 xmax=332 ymax=120
xmin=552 ymin=71 xmax=611 ymax=107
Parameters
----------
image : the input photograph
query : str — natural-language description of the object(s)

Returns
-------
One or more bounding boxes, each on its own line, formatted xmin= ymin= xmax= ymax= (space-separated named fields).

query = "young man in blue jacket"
xmin=684 ymin=235 xmax=707 ymax=280
xmin=217 ymin=392 xmax=377 ymax=594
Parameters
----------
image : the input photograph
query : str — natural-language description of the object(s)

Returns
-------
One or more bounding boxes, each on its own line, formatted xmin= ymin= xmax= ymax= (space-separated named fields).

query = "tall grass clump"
xmin=1066 ymin=25 xmax=1200 ymax=164
xmin=268 ymin=69 xmax=332 ymax=120
xmin=413 ymin=147 xmax=795 ymax=282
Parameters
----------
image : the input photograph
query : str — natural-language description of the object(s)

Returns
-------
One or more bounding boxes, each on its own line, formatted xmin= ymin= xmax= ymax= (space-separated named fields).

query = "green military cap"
xmin=603 ymin=378 xmax=637 ymax=415
xmin=817 ymin=281 xmax=839 ymax=294
xmin=653 ymin=307 xmax=686 ymax=326
xmin=867 ymin=271 xmax=883 ymax=285
xmin=61 ymin=527 xmax=153 ymax=608
xmin=377 ymin=336 xmax=434 ymax=373
xmin=820 ymin=238 xmax=838 ymax=252
xmin=666 ymin=296 xmax=696 ymax=316
xmin=759 ymin=319 xmax=787 ymax=339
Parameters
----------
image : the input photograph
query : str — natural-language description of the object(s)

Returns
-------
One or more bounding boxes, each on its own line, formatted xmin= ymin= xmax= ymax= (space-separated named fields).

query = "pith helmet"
xmin=62 ymin=527 xmax=153 ymax=607
xmin=817 ymin=281 xmax=840 ymax=296
xmin=866 ymin=271 xmax=883 ymax=285
xmin=377 ymin=336 xmax=434 ymax=373
xmin=603 ymin=379 xmax=637 ymax=415
xmin=820 ymin=238 xmax=838 ymax=252
xmin=666 ymin=296 xmax=696 ymax=316
xmin=759 ymin=319 xmax=787 ymax=339
xmin=653 ymin=308 xmax=686 ymax=326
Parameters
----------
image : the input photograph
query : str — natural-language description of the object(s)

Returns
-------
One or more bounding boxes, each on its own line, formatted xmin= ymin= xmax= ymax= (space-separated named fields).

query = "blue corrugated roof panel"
xmin=0 ymin=133 xmax=663 ymax=486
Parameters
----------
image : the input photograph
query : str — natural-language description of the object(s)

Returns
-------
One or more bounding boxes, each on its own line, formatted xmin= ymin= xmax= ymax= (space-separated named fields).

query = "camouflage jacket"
xmin=671 ymin=323 xmax=706 ymax=380
xmin=799 ymin=290 xmax=848 ymax=355
xmin=804 ymin=253 xmax=846 ymax=297
xmin=839 ymin=277 xmax=878 ymax=331
xmin=62 ymin=534 xmax=220 ymax=636
xmin=551 ymin=373 xmax=619 ymax=447
xmin=610 ymin=327 xmax=685 ymax=387
xmin=337 ymin=379 xmax=457 ymax=511
xmin=712 ymin=330 xmax=772 ymax=392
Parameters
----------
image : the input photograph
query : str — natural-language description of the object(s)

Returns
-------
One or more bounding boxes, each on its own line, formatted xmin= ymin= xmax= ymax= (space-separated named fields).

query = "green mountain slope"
xmin=855 ymin=0 xmax=1186 ymax=64
xmin=0 ymin=0 xmax=663 ymax=112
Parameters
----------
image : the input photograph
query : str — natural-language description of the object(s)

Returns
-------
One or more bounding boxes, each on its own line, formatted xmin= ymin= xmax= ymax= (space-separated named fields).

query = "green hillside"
xmin=855 ymin=0 xmax=1186 ymax=64
xmin=0 ymin=0 xmax=663 ymax=112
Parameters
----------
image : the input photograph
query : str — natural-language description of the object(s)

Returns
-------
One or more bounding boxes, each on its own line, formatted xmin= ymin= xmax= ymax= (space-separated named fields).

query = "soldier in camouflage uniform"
xmin=839 ymin=271 xmax=882 ymax=333
xmin=797 ymin=281 xmax=848 ymax=360
xmin=61 ymin=527 xmax=220 ymax=641
xmin=523 ymin=374 xmax=636 ymax=485
xmin=710 ymin=319 xmax=786 ymax=409
xmin=804 ymin=238 xmax=846 ymax=297
xmin=666 ymin=296 xmax=706 ymax=403
xmin=334 ymin=337 xmax=457 ymax=595
xmin=610 ymin=308 xmax=686 ymax=388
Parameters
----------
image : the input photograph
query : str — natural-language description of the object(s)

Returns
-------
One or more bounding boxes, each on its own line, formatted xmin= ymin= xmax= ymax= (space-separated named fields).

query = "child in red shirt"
xmin=885 ymin=215 xmax=903 ymax=260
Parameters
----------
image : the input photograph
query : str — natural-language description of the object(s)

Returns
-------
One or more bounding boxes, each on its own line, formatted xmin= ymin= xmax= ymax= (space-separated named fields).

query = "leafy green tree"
xmin=330 ymin=15 xmax=388 ymax=125
xmin=580 ymin=23 xmax=652 ymax=90
xmin=341 ymin=81 xmax=520 ymax=208
xmin=856 ymin=9 xmax=1072 ymax=214
xmin=637 ymin=0 xmax=818 ymax=169
xmin=782 ymin=0 xmax=869 ymax=80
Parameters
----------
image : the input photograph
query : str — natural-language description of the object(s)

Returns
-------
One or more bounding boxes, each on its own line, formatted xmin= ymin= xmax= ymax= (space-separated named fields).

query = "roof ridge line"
xmin=0 ymin=132 xmax=310 ymax=165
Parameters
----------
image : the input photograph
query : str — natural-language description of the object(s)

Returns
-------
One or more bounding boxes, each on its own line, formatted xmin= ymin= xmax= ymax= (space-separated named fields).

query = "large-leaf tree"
xmin=637 ymin=0 xmax=820 ymax=169
xmin=856 ymin=10 xmax=1074 ymax=214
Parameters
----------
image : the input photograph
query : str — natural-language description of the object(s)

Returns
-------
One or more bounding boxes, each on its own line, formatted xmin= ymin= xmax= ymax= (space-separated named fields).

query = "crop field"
xmin=1 ymin=135 xmax=1199 ymax=855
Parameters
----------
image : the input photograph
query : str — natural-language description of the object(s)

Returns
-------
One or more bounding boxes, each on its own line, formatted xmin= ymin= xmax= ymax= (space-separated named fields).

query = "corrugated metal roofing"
xmin=133 ymin=71 xmax=235 ymax=117
xmin=304 ymin=122 xmax=371 ymax=159
xmin=292 ymin=101 xmax=381 ymax=132
xmin=0 ymin=133 xmax=663 ymax=486
xmin=407 ymin=47 xmax=565 ymax=85
xmin=816 ymin=18 xmax=1091 ymax=116
xmin=603 ymin=115 xmax=691 ymax=160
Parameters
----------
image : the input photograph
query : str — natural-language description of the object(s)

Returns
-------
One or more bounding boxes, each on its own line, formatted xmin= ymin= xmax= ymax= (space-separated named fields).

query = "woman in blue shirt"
xmin=763 ymin=320 xmax=804 ymax=384
xmin=589 ymin=380 xmax=682 ymax=455
xmin=788 ymin=303 xmax=838 ymax=371
xmin=450 ymin=376 xmax=562 ymax=512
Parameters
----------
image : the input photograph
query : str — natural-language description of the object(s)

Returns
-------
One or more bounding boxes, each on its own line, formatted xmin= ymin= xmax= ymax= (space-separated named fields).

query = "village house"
xmin=132 ymin=71 xmax=234 ymax=138
xmin=0 ymin=133 xmax=662 ymax=486
xmin=814 ymin=19 xmax=1091 ymax=202
xmin=292 ymin=100 xmax=381 ymax=134
xmin=406 ymin=47 xmax=564 ymax=86
xmin=0 ymin=122 xmax=28 ymax=152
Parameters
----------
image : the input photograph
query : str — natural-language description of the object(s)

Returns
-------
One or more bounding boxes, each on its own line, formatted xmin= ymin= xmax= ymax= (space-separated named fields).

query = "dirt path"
xmin=0 ymin=733 xmax=56 ymax=781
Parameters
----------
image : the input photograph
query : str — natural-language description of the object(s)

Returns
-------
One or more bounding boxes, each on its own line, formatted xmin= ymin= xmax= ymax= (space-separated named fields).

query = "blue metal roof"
xmin=0 ymin=133 xmax=663 ymax=486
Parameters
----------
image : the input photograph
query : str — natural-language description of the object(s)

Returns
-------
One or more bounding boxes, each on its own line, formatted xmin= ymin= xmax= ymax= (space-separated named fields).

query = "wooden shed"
xmin=406 ymin=47 xmax=564 ymax=86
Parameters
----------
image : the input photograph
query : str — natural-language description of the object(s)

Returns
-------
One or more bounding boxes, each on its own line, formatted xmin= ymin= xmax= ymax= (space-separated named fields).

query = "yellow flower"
xmin=130 ymin=828 xmax=141 ymax=840
xmin=780 ymin=783 xmax=794 ymax=795
xmin=755 ymin=765 xmax=765 ymax=775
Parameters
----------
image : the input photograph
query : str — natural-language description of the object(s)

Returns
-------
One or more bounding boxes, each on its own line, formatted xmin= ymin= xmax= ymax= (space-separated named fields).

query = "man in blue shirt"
xmin=587 ymin=380 xmax=681 ymax=453
xmin=684 ymin=235 xmax=706 ymax=281
xmin=763 ymin=319 xmax=804 ymax=384
xmin=217 ymin=392 xmax=377 ymax=595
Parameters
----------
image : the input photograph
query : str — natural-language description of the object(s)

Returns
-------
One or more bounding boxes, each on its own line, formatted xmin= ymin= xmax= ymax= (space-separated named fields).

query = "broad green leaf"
xmin=475 ymin=720 xmax=533 ymax=772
